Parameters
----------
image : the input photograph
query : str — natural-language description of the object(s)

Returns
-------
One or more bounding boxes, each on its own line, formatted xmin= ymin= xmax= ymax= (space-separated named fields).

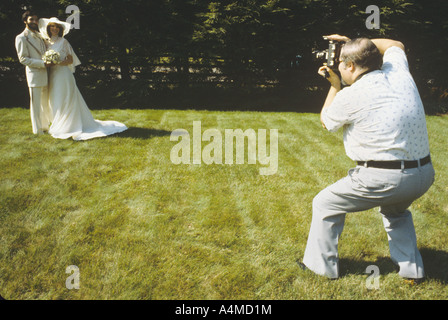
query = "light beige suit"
xmin=15 ymin=28 xmax=52 ymax=134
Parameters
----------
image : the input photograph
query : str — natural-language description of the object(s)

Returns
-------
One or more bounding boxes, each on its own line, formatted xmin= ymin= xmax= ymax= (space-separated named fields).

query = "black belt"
xmin=357 ymin=155 xmax=431 ymax=169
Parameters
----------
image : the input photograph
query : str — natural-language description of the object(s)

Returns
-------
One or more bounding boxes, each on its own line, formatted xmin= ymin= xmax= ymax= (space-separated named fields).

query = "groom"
xmin=15 ymin=10 xmax=53 ymax=134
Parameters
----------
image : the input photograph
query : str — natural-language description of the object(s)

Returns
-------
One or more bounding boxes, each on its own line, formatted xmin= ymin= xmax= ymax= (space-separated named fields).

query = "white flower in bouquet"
xmin=42 ymin=49 xmax=61 ymax=64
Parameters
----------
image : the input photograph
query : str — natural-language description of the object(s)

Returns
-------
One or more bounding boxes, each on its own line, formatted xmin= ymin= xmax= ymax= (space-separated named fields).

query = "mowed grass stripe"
xmin=1 ymin=108 xmax=447 ymax=300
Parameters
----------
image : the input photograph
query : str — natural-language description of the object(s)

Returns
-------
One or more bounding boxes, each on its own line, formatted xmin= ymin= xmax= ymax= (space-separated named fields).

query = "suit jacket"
xmin=15 ymin=28 xmax=48 ymax=87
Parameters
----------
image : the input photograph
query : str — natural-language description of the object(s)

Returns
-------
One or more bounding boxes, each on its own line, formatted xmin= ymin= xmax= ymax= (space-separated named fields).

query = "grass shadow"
xmin=420 ymin=248 xmax=448 ymax=284
xmin=339 ymin=248 xmax=448 ymax=284
xmin=339 ymin=256 xmax=398 ymax=278
xmin=112 ymin=127 xmax=172 ymax=139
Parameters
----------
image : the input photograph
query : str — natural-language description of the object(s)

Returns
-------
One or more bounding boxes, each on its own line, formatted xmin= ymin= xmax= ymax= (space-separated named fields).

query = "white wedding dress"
xmin=45 ymin=36 xmax=127 ymax=140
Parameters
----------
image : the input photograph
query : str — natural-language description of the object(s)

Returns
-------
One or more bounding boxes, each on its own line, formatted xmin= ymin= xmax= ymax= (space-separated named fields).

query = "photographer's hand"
xmin=324 ymin=34 xmax=350 ymax=42
xmin=318 ymin=66 xmax=341 ymax=129
xmin=318 ymin=66 xmax=341 ymax=90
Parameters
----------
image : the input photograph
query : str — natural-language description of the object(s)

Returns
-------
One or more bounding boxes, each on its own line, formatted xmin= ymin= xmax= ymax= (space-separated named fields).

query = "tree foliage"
xmin=1 ymin=0 xmax=447 ymax=111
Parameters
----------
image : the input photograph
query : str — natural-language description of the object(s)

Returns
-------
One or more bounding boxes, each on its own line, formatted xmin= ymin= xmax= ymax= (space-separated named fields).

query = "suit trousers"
xmin=29 ymin=86 xmax=51 ymax=134
xmin=303 ymin=162 xmax=435 ymax=279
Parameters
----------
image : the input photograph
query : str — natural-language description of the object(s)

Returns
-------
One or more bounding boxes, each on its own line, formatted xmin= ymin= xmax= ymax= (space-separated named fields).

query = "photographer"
xmin=299 ymin=35 xmax=435 ymax=283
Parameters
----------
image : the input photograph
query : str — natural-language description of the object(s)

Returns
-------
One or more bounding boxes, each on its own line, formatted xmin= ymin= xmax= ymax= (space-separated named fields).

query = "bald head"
xmin=340 ymin=38 xmax=382 ymax=72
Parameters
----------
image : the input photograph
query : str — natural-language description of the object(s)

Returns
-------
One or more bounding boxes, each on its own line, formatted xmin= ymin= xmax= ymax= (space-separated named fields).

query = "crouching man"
xmin=300 ymin=35 xmax=435 ymax=283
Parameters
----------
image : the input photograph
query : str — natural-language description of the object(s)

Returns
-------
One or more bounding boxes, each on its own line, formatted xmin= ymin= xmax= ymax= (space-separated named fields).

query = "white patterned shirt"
xmin=321 ymin=46 xmax=430 ymax=161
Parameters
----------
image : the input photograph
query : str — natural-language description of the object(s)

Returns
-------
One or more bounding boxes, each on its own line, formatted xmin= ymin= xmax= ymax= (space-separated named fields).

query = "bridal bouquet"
xmin=42 ymin=49 xmax=60 ymax=64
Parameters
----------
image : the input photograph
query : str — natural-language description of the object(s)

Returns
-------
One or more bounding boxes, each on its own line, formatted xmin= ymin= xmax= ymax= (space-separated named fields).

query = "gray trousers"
xmin=303 ymin=161 xmax=435 ymax=279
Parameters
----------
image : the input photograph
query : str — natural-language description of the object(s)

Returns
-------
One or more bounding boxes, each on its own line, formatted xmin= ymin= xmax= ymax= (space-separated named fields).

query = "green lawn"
xmin=0 ymin=107 xmax=447 ymax=300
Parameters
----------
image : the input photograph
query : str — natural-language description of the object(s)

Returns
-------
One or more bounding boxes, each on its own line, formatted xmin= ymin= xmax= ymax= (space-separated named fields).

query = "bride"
xmin=38 ymin=17 xmax=127 ymax=140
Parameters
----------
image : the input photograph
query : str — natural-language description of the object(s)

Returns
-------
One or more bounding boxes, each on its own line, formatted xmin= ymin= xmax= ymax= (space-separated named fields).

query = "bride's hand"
xmin=60 ymin=55 xmax=73 ymax=66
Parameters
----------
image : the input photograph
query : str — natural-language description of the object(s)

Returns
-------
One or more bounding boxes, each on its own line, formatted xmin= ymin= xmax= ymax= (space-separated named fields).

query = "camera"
xmin=313 ymin=36 xmax=343 ymax=78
